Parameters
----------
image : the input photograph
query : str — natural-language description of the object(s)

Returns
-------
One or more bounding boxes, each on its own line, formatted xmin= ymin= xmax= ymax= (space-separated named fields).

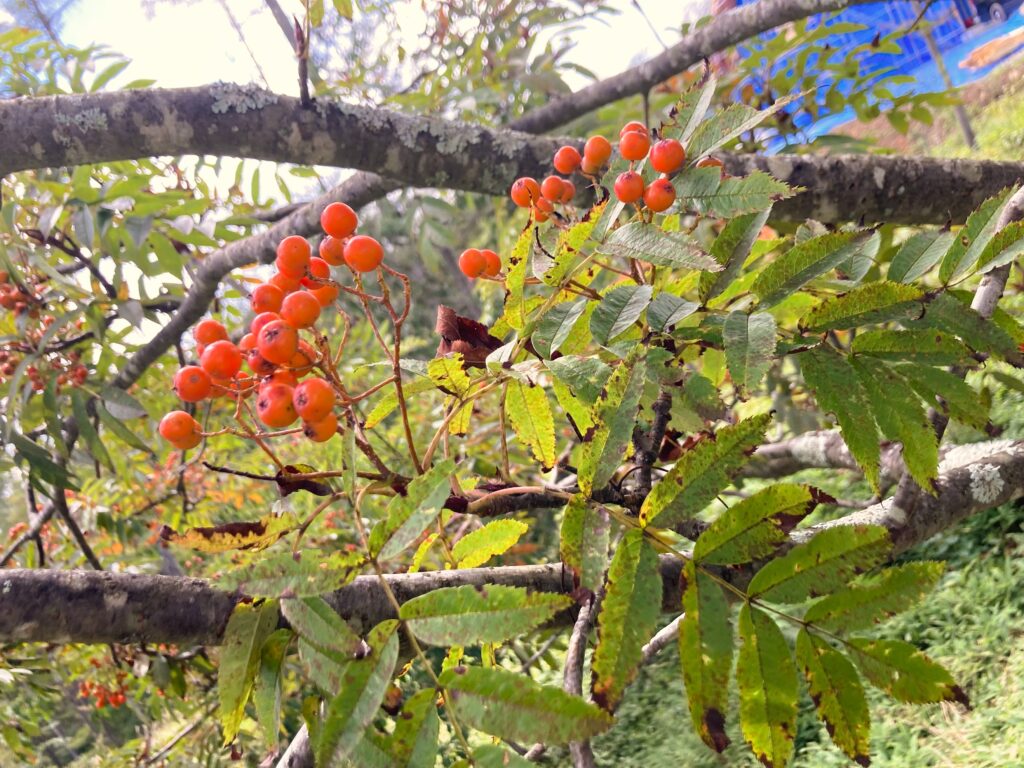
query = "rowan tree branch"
xmin=3 ymin=440 xmax=1022 ymax=646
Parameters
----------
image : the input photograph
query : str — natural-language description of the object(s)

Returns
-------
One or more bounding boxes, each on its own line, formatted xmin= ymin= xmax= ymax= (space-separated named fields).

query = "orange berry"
xmin=275 ymin=235 xmax=311 ymax=278
xmin=619 ymin=130 xmax=650 ymax=162
xmin=541 ymin=175 xmax=564 ymax=202
xmin=509 ymin=177 xmax=541 ymax=208
xmin=580 ymin=156 xmax=602 ymax=176
xmin=293 ymin=377 xmax=335 ymax=422
xmin=344 ymin=235 xmax=384 ymax=273
xmin=302 ymin=257 xmax=330 ymax=288
xmin=649 ymin=139 xmax=686 ymax=174
xmin=173 ymin=366 xmax=212 ymax=402
xmin=256 ymin=384 xmax=298 ymax=428
xmin=643 ymin=177 xmax=676 ymax=213
xmin=319 ymin=236 xmax=347 ymax=267
xmin=552 ymin=146 xmax=582 ymax=175
xmin=696 ymin=156 xmax=724 ymax=170
xmin=533 ymin=206 xmax=550 ymax=223
xmin=250 ymin=283 xmax=284 ymax=315
xmin=312 ymin=283 xmax=340 ymax=307
xmin=259 ymin=369 xmax=298 ymax=392
xmin=619 ymin=120 xmax=647 ymax=138
xmin=303 ymin=412 xmax=338 ymax=443
xmin=288 ymin=343 xmax=317 ymax=376
xmin=269 ymin=271 xmax=302 ymax=294
xmin=257 ymin=320 xmax=299 ymax=365
xmin=159 ymin=411 xmax=200 ymax=444
xmin=193 ymin=319 xmax=227 ymax=346
xmin=200 ymin=340 xmax=242 ymax=380
xmin=482 ymin=249 xmax=501 ymax=278
xmin=535 ymin=197 xmax=554 ymax=214
xmin=246 ymin=348 xmax=277 ymax=376
xmin=459 ymin=249 xmax=487 ymax=278
xmin=281 ymin=290 xmax=321 ymax=328
xmin=320 ymin=202 xmax=358 ymax=239
xmin=239 ymin=333 xmax=258 ymax=352
xmin=583 ymin=136 xmax=612 ymax=167
xmin=614 ymin=171 xmax=644 ymax=204
xmin=560 ymin=180 xmax=576 ymax=204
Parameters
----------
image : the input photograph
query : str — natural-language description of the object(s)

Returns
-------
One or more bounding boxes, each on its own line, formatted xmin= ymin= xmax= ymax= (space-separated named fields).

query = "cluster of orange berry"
xmin=0 ymin=345 xmax=88 ymax=390
xmin=158 ymin=203 xmax=379 ymax=451
xmin=0 ymin=271 xmax=43 ymax=316
xmin=78 ymin=661 xmax=129 ymax=709
xmin=458 ymin=247 xmax=502 ymax=279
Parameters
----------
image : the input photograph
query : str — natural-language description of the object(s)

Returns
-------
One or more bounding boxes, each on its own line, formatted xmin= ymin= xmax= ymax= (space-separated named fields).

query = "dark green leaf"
xmin=369 ymin=459 xmax=456 ymax=560
xmin=647 ymin=293 xmax=699 ymax=333
xmin=219 ymin=599 xmax=280 ymax=744
xmin=532 ymin=300 xmax=586 ymax=358
xmin=888 ymin=229 xmax=955 ymax=283
xmin=851 ymin=329 xmax=971 ymax=366
xmin=752 ymin=231 xmax=870 ymax=306
xmin=723 ymin=311 xmax=776 ymax=395
xmin=800 ymin=282 xmax=925 ymax=333
xmin=599 ymin=222 xmax=721 ymax=271
xmin=589 ymin=284 xmax=653 ymax=345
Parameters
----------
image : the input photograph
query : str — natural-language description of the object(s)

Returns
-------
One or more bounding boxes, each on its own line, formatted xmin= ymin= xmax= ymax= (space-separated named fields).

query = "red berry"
xmin=583 ymin=136 xmax=612 ymax=168
xmin=344 ymin=235 xmax=384 ymax=273
xmin=301 ymin=258 xmax=330 ymax=290
xmin=159 ymin=411 xmax=201 ymax=449
xmin=320 ymin=202 xmax=358 ymax=239
xmin=509 ymin=177 xmax=541 ymax=208
xmin=643 ymin=178 xmax=676 ymax=213
xmin=257 ymin=320 xmax=299 ymax=365
xmin=303 ymin=412 xmax=338 ymax=443
xmin=459 ymin=249 xmax=487 ymax=279
xmin=552 ymin=146 xmax=582 ymax=175
xmin=481 ymin=249 xmax=501 ymax=278
xmin=269 ymin=271 xmax=302 ymax=294
xmin=193 ymin=319 xmax=227 ymax=346
xmin=293 ymin=377 xmax=335 ymax=422
xmin=256 ymin=384 xmax=298 ymax=428
xmin=280 ymin=290 xmax=321 ymax=329
xmin=173 ymin=365 xmax=212 ymax=402
xmin=319 ymin=236 xmax=347 ymax=267
xmin=619 ymin=131 xmax=651 ymax=162
xmin=200 ymin=340 xmax=242 ymax=380
xmin=251 ymin=311 xmax=281 ymax=336
xmin=560 ymin=180 xmax=576 ymax=204
xmin=312 ymin=283 xmax=340 ymax=307
xmin=275 ymin=236 xmax=311 ymax=278
xmin=541 ymin=175 xmax=565 ymax=202
xmin=619 ymin=120 xmax=647 ymax=138
xmin=239 ymin=333 xmax=258 ymax=352
xmin=259 ymin=369 xmax=298 ymax=392
xmin=649 ymin=139 xmax=686 ymax=174
xmin=246 ymin=348 xmax=277 ymax=376
xmin=250 ymin=283 xmax=284 ymax=315
xmin=614 ymin=171 xmax=644 ymax=204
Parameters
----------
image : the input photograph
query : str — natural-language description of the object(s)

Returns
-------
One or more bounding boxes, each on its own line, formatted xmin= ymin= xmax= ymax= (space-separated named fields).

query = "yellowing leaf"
xmin=504 ymin=380 xmax=556 ymax=469
xmin=162 ymin=513 xmax=296 ymax=553
xmin=453 ymin=519 xmax=528 ymax=568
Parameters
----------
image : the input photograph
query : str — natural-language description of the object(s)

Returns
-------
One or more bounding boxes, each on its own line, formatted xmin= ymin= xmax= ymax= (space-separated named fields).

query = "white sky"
xmin=61 ymin=0 xmax=712 ymax=94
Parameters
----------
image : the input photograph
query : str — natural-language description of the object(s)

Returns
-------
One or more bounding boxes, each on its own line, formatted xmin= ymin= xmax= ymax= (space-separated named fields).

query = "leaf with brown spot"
xmin=161 ymin=513 xmax=297 ymax=553
xmin=275 ymin=464 xmax=334 ymax=497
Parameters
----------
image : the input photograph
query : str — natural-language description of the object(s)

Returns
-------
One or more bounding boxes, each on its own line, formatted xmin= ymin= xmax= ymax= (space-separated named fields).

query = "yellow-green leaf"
xmin=453 ymin=519 xmax=528 ymax=569
xmin=505 ymin=380 xmax=556 ymax=469
xmin=219 ymin=599 xmax=280 ymax=744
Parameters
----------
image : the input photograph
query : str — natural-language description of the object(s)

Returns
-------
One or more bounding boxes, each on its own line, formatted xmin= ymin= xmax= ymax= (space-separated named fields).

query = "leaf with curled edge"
xmin=160 ymin=513 xmax=297 ymax=553
xmin=435 ymin=305 xmax=503 ymax=366
xmin=275 ymin=464 xmax=333 ymax=497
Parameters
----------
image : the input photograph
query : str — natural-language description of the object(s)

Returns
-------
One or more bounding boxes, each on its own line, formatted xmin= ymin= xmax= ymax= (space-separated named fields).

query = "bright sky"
xmin=60 ymin=0 xmax=712 ymax=94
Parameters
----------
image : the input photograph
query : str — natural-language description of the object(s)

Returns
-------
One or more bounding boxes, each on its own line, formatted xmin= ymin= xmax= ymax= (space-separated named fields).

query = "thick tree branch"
xmin=3 ymin=440 xmax=1023 ymax=646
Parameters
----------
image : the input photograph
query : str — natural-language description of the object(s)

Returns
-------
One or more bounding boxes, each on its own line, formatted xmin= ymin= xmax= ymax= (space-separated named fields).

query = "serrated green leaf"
xmin=316 ymin=621 xmax=399 ymax=766
xmin=804 ymin=561 xmax=945 ymax=631
xmin=752 ymin=231 xmax=870 ymax=306
xmin=976 ymin=220 xmax=1024 ymax=274
xmin=679 ymin=560 xmax=733 ymax=752
xmin=673 ymin=72 xmax=718 ymax=143
xmin=800 ymin=282 xmax=925 ymax=333
xmin=748 ymin=525 xmax=891 ymax=604
xmin=577 ymin=349 xmax=646 ymax=495
xmin=545 ymin=356 xmax=611 ymax=405
xmin=851 ymin=329 xmax=971 ymax=366
xmin=544 ymin=201 xmax=606 ymax=286
xmin=677 ymin=170 xmax=797 ymax=219
xmin=647 ymin=293 xmax=699 ymax=333
xmin=254 ymin=629 xmax=291 ymax=749
xmin=591 ymin=529 xmax=662 ymax=711
xmin=723 ymin=311 xmax=776 ymax=395
xmin=896 ymin=362 xmax=988 ymax=430
xmin=369 ymin=459 xmax=455 ymax=560
xmin=795 ymin=630 xmax=870 ymax=764
xmin=532 ymin=300 xmax=586 ymax=358
xmin=505 ymin=226 xmax=534 ymax=330
xmin=847 ymin=638 xmax=967 ymax=705
xmin=299 ymin=637 xmax=350 ymax=696
xmin=701 ymin=208 xmax=772 ymax=301
xmin=888 ymin=229 xmax=955 ymax=283
xmin=912 ymin=292 xmax=1021 ymax=362
xmin=505 ymin=380 xmax=556 ymax=468
xmin=639 ymin=413 xmax=771 ymax=528
xmin=400 ymin=585 xmax=571 ymax=647
xmin=364 ymin=377 xmax=435 ymax=429
xmin=219 ymin=599 xmax=279 ymax=744
xmin=599 ymin=222 xmax=722 ymax=271
xmin=216 ymin=549 xmax=362 ymax=597
xmin=453 ymin=519 xmax=528 ymax=568
xmin=281 ymin=597 xmax=363 ymax=656
xmin=694 ymin=484 xmax=821 ymax=565
xmin=737 ymin=603 xmax=798 ymax=768
xmin=687 ymin=96 xmax=799 ymax=159
xmin=589 ymin=284 xmax=653 ymax=345
xmin=939 ymin=190 xmax=1010 ymax=283
xmin=800 ymin=346 xmax=881 ymax=491
xmin=559 ymin=495 xmax=610 ymax=592
xmin=440 ymin=665 xmax=613 ymax=745
xmin=850 ymin=357 xmax=938 ymax=489
xmin=391 ymin=689 xmax=439 ymax=767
